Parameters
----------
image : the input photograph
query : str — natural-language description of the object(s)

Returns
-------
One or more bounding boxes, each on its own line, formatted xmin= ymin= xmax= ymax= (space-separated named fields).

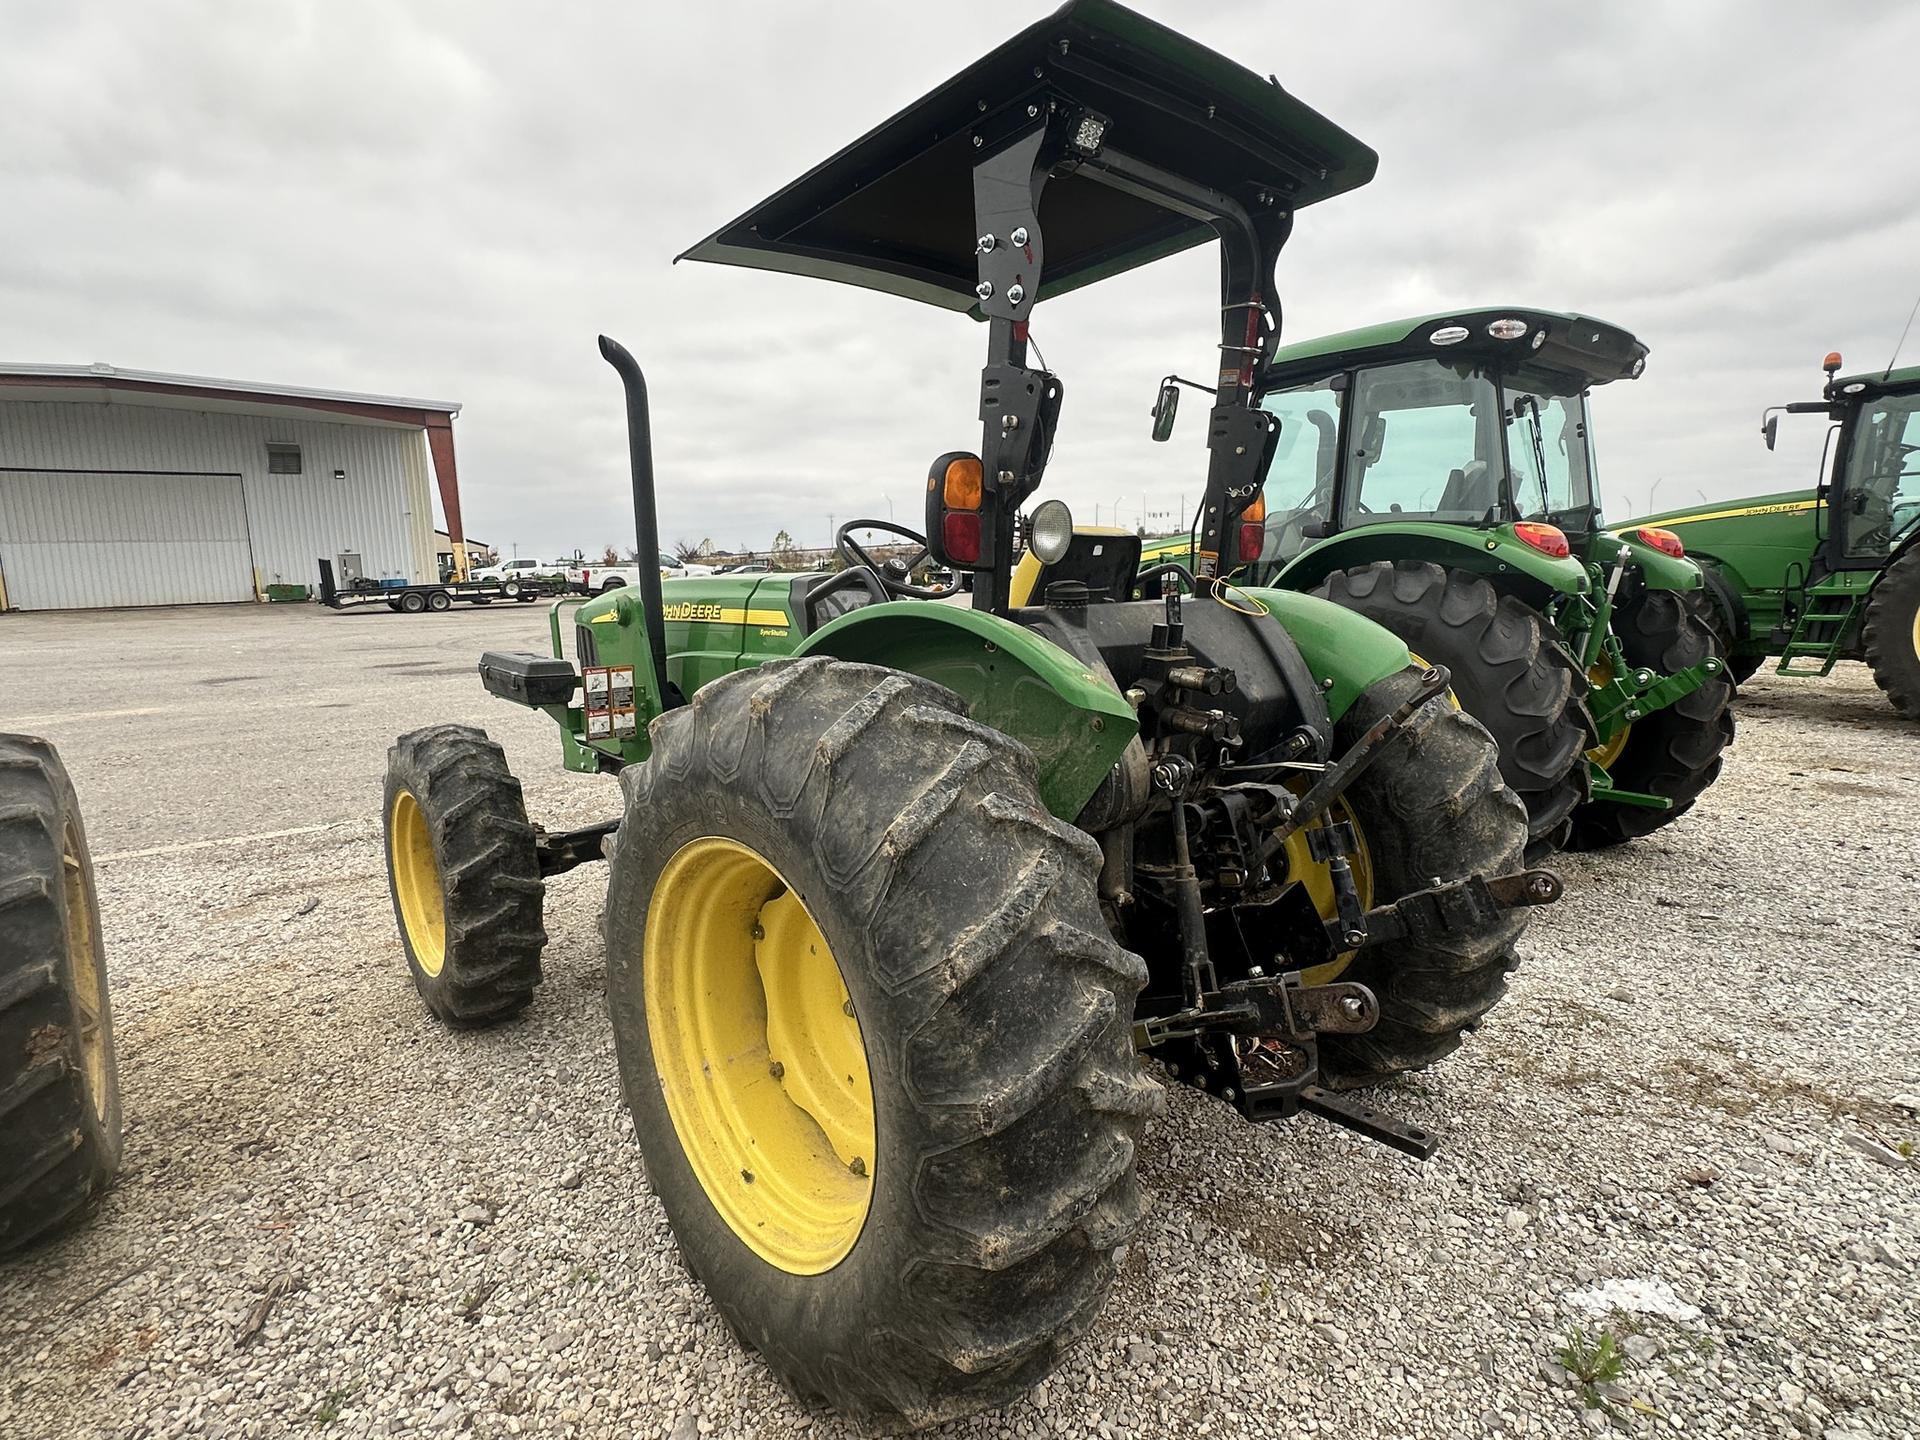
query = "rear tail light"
xmin=1513 ymin=521 xmax=1572 ymax=559
xmin=1237 ymin=495 xmax=1266 ymax=565
xmin=942 ymin=512 xmax=982 ymax=565
xmin=926 ymin=451 xmax=986 ymax=568
xmin=1634 ymin=526 xmax=1685 ymax=559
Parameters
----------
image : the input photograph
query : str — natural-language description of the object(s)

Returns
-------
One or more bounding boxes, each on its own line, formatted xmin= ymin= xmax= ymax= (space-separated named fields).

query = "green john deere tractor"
xmin=1624 ymin=351 xmax=1920 ymax=716
xmin=1143 ymin=309 xmax=1733 ymax=851
xmin=380 ymin=3 xmax=1558 ymax=1425
xmin=0 ymin=733 xmax=123 ymax=1252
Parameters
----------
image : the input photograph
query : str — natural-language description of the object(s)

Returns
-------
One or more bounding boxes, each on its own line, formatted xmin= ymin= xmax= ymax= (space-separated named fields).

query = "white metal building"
xmin=0 ymin=363 xmax=469 ymax=611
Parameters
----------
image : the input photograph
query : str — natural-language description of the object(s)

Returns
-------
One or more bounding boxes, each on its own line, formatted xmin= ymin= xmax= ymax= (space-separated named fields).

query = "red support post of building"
xmin=424 ymin=415 xmax=466 ymax=579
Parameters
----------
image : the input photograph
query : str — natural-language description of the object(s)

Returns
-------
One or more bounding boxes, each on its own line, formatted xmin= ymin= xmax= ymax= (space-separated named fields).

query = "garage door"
xmin=0 ymin=470 xmax=254 ymax=610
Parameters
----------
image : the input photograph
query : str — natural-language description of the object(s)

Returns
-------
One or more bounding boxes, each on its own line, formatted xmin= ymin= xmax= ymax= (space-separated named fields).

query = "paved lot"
xmin=0 ymin=603 xmax=1915 ymax=1440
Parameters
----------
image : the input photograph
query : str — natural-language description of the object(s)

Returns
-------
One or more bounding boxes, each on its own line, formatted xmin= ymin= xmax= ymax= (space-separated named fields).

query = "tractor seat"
xmin=1435 ymin=460 xmax=1495 ymax=517
xmin=793 ymin=567 xmax=889 ymax=633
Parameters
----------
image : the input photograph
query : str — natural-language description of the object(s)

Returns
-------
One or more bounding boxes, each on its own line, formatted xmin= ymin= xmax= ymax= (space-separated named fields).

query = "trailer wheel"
xmin=386 ymin=599 xmax=402 ymax=612
xmin=604 ymin=657 xmax=1158 ymax=1428
xmin=383 ymin=726 xmax=546 ymax=1024
xmin=1863 ymin=547 xmax=1920 ymax=719
xmin=1567 ymin=589 xmax=1734 ymax=849
xmin=1318 ymin=561 xmax=1589 ymax=856
xmin=1285 ymin=670 xmax=1531 ymax=1088
xmin=0 ymin=734 xmax=123 ymax=1252
xmin=502 ymin=580 xmax=522 ymax=598
xmin=427 ymin=590 xmax=452 ymax=613
xmin=398 ymin=591 xmax=427 ymax=614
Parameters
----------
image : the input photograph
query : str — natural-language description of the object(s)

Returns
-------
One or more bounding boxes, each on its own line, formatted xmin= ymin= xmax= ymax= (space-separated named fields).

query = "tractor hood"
xmin=677 ymin=0 xmax=1376 ymax=313
xmin=1262 ymin=309 xmax=1647 ymax=392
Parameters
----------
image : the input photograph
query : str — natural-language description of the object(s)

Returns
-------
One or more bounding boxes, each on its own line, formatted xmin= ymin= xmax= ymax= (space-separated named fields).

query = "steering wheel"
xmin=834 ymin=519 xmax=955 ymax=599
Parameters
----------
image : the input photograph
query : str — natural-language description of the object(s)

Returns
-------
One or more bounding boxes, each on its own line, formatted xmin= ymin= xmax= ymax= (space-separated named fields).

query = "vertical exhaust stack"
xmin=597 ymin=335 xmax=674 ymax=704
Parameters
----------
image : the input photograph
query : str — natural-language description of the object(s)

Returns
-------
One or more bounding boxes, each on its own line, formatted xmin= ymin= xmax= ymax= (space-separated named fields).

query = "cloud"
xmin=3 ymin=0 xmax=1916 ymax=552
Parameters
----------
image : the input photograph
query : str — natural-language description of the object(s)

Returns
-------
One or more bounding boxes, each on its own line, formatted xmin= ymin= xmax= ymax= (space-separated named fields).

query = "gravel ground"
xmin=1 ymin=604 xmax=1915 ymax=1440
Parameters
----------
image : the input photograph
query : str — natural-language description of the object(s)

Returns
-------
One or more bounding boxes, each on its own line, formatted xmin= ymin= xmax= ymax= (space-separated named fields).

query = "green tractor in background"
xmin=1145 ymin=309 xmax=1733 ymax=851
xmin=378 ymin=3 xmax=1560 ymax=1426
xmin=1625 ymin=352 xmax=1920 ymax=716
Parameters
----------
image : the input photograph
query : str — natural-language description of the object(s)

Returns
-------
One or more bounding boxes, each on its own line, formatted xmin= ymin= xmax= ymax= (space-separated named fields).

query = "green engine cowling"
xmin=517 ymin=574 xmax=1413 ymax=825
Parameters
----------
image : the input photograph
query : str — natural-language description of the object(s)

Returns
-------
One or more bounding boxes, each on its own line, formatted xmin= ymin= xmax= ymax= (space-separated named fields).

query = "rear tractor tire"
xmin=1863 ymin=546 xmax=1920 ymax=719
xmin=0 ymin=734 xmax=123 ymax=1252
xmin=1318 ymin=561 xmax=1590 ymax=856
xmin=1291 ymin=670 xmax=1532 ymax=1089
xmin=604 ymin=657 xmax=1159 ymax=1428
xmin=383 ymin=725 xmax=546 ymax=1024
xmin=1567 ymin=589 xmax=1734 ymax=850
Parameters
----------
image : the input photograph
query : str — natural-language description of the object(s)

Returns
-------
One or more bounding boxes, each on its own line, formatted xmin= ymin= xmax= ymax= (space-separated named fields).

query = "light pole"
xmin=881 ymin=492 xmax=894 ymax=523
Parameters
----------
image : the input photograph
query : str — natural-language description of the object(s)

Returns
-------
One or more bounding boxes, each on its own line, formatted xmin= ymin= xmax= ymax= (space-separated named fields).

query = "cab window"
xmin=1256 ymin=378 xmax=1343 ymax=564
xmin=1343 ymin=362 xmax=1502 ymax=525
xmin=1840 ymin=392 xmax=1920 ymax=562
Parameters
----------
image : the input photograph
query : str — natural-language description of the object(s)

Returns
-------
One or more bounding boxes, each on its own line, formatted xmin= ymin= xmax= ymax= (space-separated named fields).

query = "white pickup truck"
xmin=570 ymin=551 xmax=716 ymax=593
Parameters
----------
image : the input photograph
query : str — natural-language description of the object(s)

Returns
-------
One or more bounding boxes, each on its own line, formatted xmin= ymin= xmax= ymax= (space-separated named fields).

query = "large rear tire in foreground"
xmin=0 ymin=734 xmax=122 ymax=1252
xmin=1567 ymin=590 xmax=1734 ymax=850
xmin=1318 ymin=561 xmax=1589 ymax=856
xmin=383 ymin=726 xmax=546 ymax=1024
xmin=604 ymin=657 xmax=1159 ymax=1428
xmin=1863 ymin=547 xmax=1920 ymax=719
xmin=1298 ymin=671 xmax=1532 ymax=1089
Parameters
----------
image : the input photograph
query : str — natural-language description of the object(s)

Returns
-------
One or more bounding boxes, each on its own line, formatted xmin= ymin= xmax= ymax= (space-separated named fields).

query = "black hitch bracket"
xmin=1327 ymin=867 xmax=1562 ymax=954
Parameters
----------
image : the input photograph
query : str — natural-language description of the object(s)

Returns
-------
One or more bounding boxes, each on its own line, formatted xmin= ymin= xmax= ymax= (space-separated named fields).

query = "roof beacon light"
xmin=1634 ymin=526 xmax=1686 ymax=559
xmin=1487 ymin=318 xmax=1530 ymax=341
xmin=1429 ymin=325 xmax=1469 ymax=346
xmin=1823 ymin=351 xmax=1843 ymax=374
xmin=1070 ymin=112 xmax=1109 ymax=156
xmin=1512 ymin=521 xmax=1572 ymax=559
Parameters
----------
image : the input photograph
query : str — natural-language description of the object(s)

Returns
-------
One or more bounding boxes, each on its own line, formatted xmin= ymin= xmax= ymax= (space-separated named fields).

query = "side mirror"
xmin=1762 ymin=413 xmax=1779 ymax=452
xmin=1150 ymin=381 xmax=1180 ymax=442
xmin=1300 ymin=516 xmax=1331 ymax=541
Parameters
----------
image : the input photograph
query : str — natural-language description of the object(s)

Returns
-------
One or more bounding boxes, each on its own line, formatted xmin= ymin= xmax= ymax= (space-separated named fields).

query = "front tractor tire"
xmin=1863 ymin=547 xmax=1920 ymax=719
xmin=1318 ymin=561 xmax=1589 ymax=856
xmin=605 ymin=657 xmax=1159 ymax=1428
xmin=1301 ymin=670 xmax=1532 ymax=1089
xmin=0 ymin=734 xmax=123 ymax=1252
xmin=383 ymin=726 xmax=546 ymax=1024
xmin=1567 ymin=590 xmax=1734 ymax=850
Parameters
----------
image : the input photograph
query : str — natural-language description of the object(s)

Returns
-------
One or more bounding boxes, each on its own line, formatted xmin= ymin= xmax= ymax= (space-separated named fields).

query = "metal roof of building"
xmin=0 ymin=361 xmax=460 ymax=419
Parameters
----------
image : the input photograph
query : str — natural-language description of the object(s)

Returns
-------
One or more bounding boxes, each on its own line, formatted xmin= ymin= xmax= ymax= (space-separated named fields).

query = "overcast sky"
xmin=4 ymin=1 xmax=1917 ymax=559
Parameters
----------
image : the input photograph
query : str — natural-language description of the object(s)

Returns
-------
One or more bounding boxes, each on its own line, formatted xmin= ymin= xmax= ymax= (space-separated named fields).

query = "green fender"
xmin=795 ymin=601 xmax=1137 ymax=820
xmin=1238 ymin=588 xmax=1411 ymax=722
xmin=1588 ymin=527 xmax=1703 ymax=591
xmin=1274 ymin=522 xmax=1592 ymax=604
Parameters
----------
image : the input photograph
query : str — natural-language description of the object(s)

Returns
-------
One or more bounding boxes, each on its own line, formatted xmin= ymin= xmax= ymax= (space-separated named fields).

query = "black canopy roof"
xmin=677 ymin=0 xmax=1377 ymax=312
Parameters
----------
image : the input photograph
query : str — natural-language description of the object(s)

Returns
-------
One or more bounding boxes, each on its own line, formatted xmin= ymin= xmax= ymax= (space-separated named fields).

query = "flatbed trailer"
xmin=316 ymin=558 xmax=559 ymax=614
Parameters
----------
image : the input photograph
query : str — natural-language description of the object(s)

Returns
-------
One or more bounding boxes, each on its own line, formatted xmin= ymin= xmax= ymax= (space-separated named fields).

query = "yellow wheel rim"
xmin=1280 ymin=800 xmax=1375 ymax=987
xmin=1586 ymin=657 xmax=1631 ymax=770
xmin=61 ymin=825 xmax=109 ymax=1121
xmin=1910 ymin=600 xmax=1920 ymax=663
xmin=645 ymin=837 xmax=875 ymax=1275
xmin=388 ymin=790 xmax=447 ymax=977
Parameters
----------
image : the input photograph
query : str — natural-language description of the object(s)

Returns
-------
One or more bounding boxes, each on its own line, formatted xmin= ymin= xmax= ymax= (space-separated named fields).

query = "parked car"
xmin=468 ymin=557 xmax=566 ymax=588
xmin=571 ymin=551 xmax=716 ymax=594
